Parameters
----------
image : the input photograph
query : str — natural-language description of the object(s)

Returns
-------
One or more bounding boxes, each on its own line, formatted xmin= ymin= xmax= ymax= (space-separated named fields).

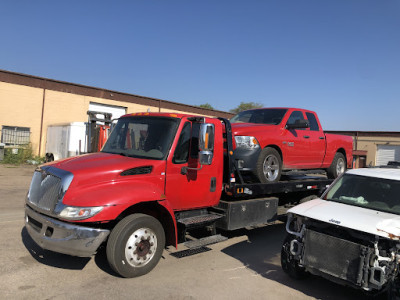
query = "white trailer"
xmin=45 ymin=122 xmax=87 ymax=161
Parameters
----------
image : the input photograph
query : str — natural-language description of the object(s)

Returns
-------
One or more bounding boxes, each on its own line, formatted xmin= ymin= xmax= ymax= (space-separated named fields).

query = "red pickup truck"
xmin=231 ymin=108 xmax=353 ymax=183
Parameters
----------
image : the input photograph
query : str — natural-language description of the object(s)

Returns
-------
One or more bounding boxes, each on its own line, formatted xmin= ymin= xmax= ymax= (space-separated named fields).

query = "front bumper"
xmin=25 ymin=205 xmax=110 ymax=257
xmin=233 ymin=147 xmax=261 ymax=172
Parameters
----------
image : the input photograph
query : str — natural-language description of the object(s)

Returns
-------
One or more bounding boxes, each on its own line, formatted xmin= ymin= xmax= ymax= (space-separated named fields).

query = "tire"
xmin=106 ymin=214 xmax=165 ymax=278
xmin=45 ymin=153 xmax=54 ymax=162
xmin=281 ymin=234 xmax=308 ymax=279
xmin=256 ymin=147 xmax=282 ymax=183
xmin=327 ymin=152 xmax=346 ymax=179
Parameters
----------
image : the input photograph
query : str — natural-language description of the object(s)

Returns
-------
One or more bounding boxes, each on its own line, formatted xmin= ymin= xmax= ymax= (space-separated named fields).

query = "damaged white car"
xmin=282 ymin=167 xmax=400 ymax=298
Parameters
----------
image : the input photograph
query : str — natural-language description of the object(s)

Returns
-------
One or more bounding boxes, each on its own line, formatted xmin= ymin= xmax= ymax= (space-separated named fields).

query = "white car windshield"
xmin=324 ymin=173 xmax=400 ymax=215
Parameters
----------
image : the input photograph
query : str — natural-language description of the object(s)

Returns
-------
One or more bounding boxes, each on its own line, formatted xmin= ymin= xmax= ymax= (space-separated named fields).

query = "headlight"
xmin=235 ymin=136 xmax=260 ymax=149
xmin=58 ymin=206 xmax=103 ymax=220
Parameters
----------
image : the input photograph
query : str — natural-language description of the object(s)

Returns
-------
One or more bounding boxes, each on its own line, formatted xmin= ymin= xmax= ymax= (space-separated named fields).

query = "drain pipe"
xmin=38 ymin=86 xmax=46 ymax=157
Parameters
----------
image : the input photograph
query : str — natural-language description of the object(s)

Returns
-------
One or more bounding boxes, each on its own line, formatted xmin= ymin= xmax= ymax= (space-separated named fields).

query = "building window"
xmin=1 ymin=126 xmax=31 ymax=146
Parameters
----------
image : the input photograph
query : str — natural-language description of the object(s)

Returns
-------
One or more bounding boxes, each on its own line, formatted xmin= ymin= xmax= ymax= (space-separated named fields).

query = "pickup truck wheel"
xmin=256 ymin=147 xmax=282 ymax=183
xmin=281 ymin=234 xmax=307 ymax=279
xmin=327 ymin=152 xmax=346 ymax=179
xmin=106 ymin=214 xmax=165 ymax=278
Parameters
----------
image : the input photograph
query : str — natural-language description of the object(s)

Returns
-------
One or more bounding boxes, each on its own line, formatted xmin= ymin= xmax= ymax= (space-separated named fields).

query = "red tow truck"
xmin=25 ymin=113 xmax=338 ymax=278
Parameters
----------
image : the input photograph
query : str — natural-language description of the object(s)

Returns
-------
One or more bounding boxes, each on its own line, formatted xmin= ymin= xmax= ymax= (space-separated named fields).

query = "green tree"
xmin=229 ymin=101 xmax=263 ymax=114
xmin=198 ymin=103 xmax=214 ymax=110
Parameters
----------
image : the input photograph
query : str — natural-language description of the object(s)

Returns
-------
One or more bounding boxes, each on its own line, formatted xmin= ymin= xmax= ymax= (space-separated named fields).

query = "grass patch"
xmin=1 ymin=145 xmax=45 ymax=165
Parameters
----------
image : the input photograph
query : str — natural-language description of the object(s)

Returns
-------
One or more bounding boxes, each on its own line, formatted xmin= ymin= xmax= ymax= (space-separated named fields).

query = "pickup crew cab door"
xmin=165 ymin=119 xmax=223 ymax=210
xmin=304 ymin=112 xmax=325 ymax=167
xmin=281 ymin=110 xmax=309 ymax=168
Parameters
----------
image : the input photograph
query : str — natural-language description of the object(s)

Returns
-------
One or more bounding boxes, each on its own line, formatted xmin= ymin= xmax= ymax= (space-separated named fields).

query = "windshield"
xmin=324 ymin=173 xmax=400 ymax=215
xmin=102 ymin=116 xmax=179 ymax=160
xmin=230 ymin=108 xmax=287 ymax=125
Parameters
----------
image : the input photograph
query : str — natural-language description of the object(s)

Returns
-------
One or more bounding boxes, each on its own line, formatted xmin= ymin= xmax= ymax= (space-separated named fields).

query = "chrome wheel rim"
xmin=125 ymin=227 xmax=157 ymax=267
xmin=336 ymin=157 xmax=345 ymax=176
xmin=263 ymin=155 xmax=279 ymax=181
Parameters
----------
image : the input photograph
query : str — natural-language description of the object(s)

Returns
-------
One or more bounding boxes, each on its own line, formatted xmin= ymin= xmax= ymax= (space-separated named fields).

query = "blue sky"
xmin=1 ymin=0 xmax=399 ymax=131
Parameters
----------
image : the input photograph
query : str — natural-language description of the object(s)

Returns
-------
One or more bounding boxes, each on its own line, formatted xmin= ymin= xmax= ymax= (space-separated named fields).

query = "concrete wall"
xmin=0 ymin=82 xmax=44 ymax=154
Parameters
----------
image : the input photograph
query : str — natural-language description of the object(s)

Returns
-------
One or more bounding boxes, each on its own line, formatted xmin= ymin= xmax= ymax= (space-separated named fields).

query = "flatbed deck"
xmin=230 ymin=174 xmax=333 ymax=198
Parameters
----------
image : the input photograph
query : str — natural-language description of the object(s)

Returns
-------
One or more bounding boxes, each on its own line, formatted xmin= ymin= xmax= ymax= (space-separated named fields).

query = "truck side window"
xmin=306 ymin=112 xmax=320 ymax=131
xmin=190 ymin=123 xmax=200 ymax=159
xmin=173 ymin=122 xmax=191 ymax=164
xmin=286 ymin=111 xmax=305 ymax=129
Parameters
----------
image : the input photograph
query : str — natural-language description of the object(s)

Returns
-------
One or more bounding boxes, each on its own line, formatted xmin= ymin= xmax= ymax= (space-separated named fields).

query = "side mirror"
xmin=285 ymin=119 xmax=309 ymax=129
xmin=199 ymin=123 xmax=214 ymax=165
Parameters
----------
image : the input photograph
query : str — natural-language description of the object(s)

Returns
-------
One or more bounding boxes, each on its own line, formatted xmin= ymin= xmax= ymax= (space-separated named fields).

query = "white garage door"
xmin=89 ymin=102 xmax=127 ymax=120
xmin=376 ymin=145 xmax=400 ymax=166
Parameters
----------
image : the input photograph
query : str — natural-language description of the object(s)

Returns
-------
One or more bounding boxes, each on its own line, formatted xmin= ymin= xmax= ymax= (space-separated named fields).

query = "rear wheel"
xmin=106 ymin=214 xmax=165 ymax=278
xmin=281 ymin=234 xmax=307 ymax=279
xmin=327 ymin=152 xmax=346 ymax=179
xmin=256 ymin=147 xmax=282 ymax=183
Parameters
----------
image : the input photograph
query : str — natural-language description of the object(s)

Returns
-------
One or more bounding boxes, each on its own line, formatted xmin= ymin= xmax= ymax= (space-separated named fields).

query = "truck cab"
xmin=26 ymin=113 xmax=221 ymax=277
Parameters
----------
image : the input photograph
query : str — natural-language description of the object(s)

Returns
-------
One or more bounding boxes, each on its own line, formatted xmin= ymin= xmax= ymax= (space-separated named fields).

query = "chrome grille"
xmin=28 ymin=170 xmax=62 ymax=212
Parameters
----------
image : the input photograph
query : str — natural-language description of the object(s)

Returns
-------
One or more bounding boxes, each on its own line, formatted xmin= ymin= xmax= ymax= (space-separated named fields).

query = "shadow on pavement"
xmin=21 ymin=227 xmax=90 ymax=270
xmin=221 ymin=222 xmax=363 ymax=300
xmin=93 ymin=246 xmax=121 ymax=277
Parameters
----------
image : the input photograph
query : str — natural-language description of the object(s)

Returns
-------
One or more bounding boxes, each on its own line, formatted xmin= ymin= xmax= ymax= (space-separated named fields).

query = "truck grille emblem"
xmin=328 ymin=219 xmax=341 ymax=225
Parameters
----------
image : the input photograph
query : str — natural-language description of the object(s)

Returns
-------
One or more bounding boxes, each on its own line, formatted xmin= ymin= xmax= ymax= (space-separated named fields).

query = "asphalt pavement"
xmin=0 ymin=164 xmax=363 ymax=300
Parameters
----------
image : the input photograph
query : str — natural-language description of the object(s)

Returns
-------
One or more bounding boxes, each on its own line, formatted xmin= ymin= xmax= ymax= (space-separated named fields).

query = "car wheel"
xmin=281 ymin=234 xmax=308 ymax=279
xmin=106 ymin=214 xmax=165 ymax=278
xmin=327 ymin=152 xmax=346 ymax=179
xmin=256 ymin=147 xmax=282 ymax=183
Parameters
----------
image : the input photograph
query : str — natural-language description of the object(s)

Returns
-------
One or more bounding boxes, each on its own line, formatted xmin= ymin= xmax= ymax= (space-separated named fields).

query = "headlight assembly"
xmin=235 ymin=136 xmax=260 ymax=149
xmin=58 ymin=206 xmax=103 ymax=220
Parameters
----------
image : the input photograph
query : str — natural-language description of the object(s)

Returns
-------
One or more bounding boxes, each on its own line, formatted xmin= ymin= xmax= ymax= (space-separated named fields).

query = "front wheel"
xmin=281 ymin=234 xmax=308 ymax=279
xmin=256 ymin=147 xmax=282 ymax=183
xmin=327 ymin=152 xmax=346 ymax=179
xmin=106 ymin=214 xmax=165 ymax=278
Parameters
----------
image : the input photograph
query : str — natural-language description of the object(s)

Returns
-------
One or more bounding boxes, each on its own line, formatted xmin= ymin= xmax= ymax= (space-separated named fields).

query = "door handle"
xmin=303 ymin=135 xmax=310 ymax=139
xmin=210 ymin=177 xmax=216 ymax=192
xmin=319 ymin=137 xmax=325 ymax=140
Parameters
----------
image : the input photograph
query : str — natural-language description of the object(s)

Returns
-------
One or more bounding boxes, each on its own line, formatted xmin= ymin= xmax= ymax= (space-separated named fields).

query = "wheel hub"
xmin=336 ymin=158 xmax=345 ymax=176
xmin=125 ymin=227 xmax=157 ymax=267
xmin=263 ymin=155 xmax=279 ymax=181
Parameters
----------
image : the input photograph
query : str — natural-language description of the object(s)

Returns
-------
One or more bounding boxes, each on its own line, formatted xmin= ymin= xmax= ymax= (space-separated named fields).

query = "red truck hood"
xmin=47 ymin=152 xmax=166 ymax=188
